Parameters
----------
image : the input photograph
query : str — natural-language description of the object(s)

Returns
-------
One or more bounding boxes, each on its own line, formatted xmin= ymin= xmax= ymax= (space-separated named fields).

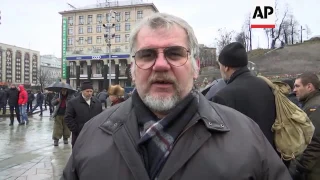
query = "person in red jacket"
xmin=17 ymin=85 xmax=28 ymax=125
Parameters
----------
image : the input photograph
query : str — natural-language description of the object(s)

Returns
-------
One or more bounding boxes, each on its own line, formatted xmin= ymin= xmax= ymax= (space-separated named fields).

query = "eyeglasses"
xmin=132 ymin=46 xmax=190 ymax=70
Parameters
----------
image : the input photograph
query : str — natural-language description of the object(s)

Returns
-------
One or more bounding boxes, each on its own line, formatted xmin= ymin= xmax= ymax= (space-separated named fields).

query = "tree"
xmin=215 ymin=28 xmax=234 ymax=54
xmin=235 ymin=32 xmax=246 ymax=48
xmin=38 ymin=67 xmax=50 ymax=91
xmin=241 ymin=14 xmax=252 ymax=51
xmin=305 ymin=24 xmax=312 ymax=39
xmin=287 ymin=15 xmax=299 ymax=45
xmin=269 ymin=2 xmax=289 ymax=49
xmin=264 ymin=29 xmax=271 ymax=48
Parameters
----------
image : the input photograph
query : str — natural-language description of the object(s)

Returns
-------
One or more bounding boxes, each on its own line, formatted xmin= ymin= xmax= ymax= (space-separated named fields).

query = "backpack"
xmin=258 ymin=76 xmax=315 ymax=161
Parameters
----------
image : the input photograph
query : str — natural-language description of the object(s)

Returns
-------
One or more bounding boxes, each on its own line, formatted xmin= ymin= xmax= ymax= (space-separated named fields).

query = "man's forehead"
xmin=136 ymin=25 xmax=187 ymax=48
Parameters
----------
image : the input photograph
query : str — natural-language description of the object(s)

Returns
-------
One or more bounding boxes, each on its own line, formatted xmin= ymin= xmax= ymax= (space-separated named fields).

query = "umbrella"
xmin=45 ymin=82 xmax=76 ymax=93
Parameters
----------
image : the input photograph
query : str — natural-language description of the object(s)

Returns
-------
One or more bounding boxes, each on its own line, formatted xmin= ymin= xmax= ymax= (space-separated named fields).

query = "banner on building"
xmin=62 ymin=17 xmax=67 ymax=79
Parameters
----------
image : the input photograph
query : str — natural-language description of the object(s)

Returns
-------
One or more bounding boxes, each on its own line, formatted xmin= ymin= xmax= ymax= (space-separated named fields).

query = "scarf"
xmin=132 ymin=90 xmax=199 ymax=179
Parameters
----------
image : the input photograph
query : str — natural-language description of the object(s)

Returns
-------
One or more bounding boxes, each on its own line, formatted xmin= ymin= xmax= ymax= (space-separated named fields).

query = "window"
xmin=79 ymin=27 xmax=83 ymax=34
xmin=96 ymin=25 xmax=102 ymax=33
xmin=96 ymin=61 xmax=102 ymax=74
xmin=68 ymin=27 xmax=73 ymax=35
xmin=79 ymin=16 xmax=84 ymax=24
xmin=80 ymin=61 xmax=86 ymax=74
xmin=125 ymin=34 xmax=129 ymax=42
xmin=115 ymin=35 xmax=120 ymax=43
xmin=67 ymin=47 xmax=73 ymax=52
xmin=96 ymin=36 xmax=102 ymax=44
xmin=87 ymin=15 xmax=93 ymax=24
xmin=115 ymin=12 xmax=121 ymax=21
xmin=97 ymin=14 xmax=102 ymax=22
xmin=115 ymin=46 xmax=121 ymax=52
xmin=87 ymin=37 xmax=92 ymax=44
xmin=106 ymin=13 xmax=110 ymax=22
xmin=87 ymin=26 xmax=92 ymax=33
xmin=68 ymin=17 xmax=73 ymax=24
xmin=125 ymin=23 xmax=130 ymax=31
xmin=79 ymin=37 xmax=84 ymax=44
xmin=115 ymin=24 xmax=120 ymax=31
xmin=68 ymin=38 xmax=73 ymax=45
xmin=137 ymin=11 xmax=143 ymax=19
xmin=70 ymin=62 xmax=76 ymax=77
xmin=125 ymin=12 xmax=130 ymax=21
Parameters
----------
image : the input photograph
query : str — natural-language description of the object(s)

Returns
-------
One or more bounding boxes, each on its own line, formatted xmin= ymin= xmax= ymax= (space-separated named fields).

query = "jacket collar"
xmin=300 ymin=90 xmax=320 ymax=105
xmin=227 ymin=66 xmax=251 ymax=84
xmin=99 ymin=92 xmax=230 ymax=134
xmin=79 ymin=94 xmax=96 ymax=104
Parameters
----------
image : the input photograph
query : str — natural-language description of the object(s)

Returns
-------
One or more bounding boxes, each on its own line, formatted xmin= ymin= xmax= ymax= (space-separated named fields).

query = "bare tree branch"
xmin=215 ymin=28 xmax=235 ymax=54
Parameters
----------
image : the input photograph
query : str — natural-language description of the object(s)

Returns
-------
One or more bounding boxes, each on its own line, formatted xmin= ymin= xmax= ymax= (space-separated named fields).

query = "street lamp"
xmin=103 ymin=10 xmax=118 ymax=87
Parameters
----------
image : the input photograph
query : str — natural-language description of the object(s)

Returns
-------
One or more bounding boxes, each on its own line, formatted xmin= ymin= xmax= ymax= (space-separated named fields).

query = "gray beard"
xmin=142 ymin=93 xmax=180 ymax=114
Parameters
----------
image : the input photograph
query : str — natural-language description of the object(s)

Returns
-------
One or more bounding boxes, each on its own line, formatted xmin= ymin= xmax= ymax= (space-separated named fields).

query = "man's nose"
xmin=152 ymin=53 xmax=171 ymax=71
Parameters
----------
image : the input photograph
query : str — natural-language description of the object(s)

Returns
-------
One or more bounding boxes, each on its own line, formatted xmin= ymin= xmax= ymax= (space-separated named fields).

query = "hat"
xmin=81 ymin=81 xmax=93 ymax=90
xmin=218 ymin=42 xmax=248 ymax=67
xmin=108 ymin=85 xmax=124 ymax=96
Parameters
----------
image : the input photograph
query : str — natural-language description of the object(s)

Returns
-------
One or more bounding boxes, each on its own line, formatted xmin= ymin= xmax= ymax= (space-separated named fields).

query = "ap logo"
xmin=251 ymin=0 xmax=276 ymax=28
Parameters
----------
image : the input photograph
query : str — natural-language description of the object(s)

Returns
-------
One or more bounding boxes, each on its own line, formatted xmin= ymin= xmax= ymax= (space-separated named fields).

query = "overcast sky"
xmin=0 ymin=0 xmax=319 ymax=58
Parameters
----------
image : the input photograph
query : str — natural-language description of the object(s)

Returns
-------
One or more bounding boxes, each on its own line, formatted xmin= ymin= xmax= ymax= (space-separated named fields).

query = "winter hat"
xmin=81 ymin=81 xmax=93 ymax=90
xmin=108 ymin=85 xmax=124 ymax=97
xmin=218 ymin=42 xmax=248 ymax=67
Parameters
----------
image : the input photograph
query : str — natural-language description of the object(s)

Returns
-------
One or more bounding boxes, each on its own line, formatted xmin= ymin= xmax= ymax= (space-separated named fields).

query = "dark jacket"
xmin=64 ymin=95 xmax=102 ymax=135
xmin=36 ymin=93 xmax=44 ymax=104
xmin=7 ymin=88 xmax=19 ymax=106
xmin=28 ymin=92 xmax=35 ymax=103
xmin=51 ymin=93 xmax=74 ymax=118
xmin=211 ymin=67 xmax=276 ymax=147
xmin=97 ymin=90 xmax=108 ymax=103
xmin=61 ymin=94 xmax=291 ymax=180
xmin=0 ymin=89 xmax=7 ymax=106
xmin=296 ymin=91 xmax=320 ymax=180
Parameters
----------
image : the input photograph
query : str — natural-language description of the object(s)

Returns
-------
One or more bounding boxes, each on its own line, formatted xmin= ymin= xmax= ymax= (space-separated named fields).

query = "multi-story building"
xmin=199 ymin=44 xmax=217 ymax=68
xmin=40 ymin=55 xmax=62 ymax=88
xmin=59 ymin=0 xmax=159 ymax=91
xmin=0 ymin=43 xmax=40 ymax=86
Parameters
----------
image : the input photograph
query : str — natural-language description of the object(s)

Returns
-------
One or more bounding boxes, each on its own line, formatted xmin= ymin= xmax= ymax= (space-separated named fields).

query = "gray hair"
xmin=129 ymin=13 xmax=199 ymax=75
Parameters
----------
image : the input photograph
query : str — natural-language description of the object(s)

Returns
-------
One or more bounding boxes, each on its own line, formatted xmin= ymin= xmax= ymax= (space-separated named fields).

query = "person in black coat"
xmin=27 ymin=90 xmax=35 ymax=113
xmin=7 ymin=85 xmax=21 ymax=125
xmin=0 ymin=88 xmax=7 ymax=114
xmin=31 ymin=90 xmax=44 ymax=116
xmin=211 ymin=42 xmax=277 ymax=152
xmin=64 ymin=81 xmax=103 ymax=147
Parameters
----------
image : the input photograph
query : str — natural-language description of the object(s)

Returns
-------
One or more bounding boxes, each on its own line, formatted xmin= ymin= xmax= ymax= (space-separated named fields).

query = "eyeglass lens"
xmin=134 ymin=46 xmax=189 ymax=69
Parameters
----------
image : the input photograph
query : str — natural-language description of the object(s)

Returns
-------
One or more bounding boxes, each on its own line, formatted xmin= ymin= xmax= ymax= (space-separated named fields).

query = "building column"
xmin=126 ymin=59 xmax=132 ymax=87
xmin=66 ymin=61 xmax=70 ymax=84
xmin=114 ymin=59 xmax=119 ymax=85
xmin=86 ymin=60 xmax=91 ymax=82
xmin=103 ymin=59 xmax=109 ymax=90
xmin=76 ymin=61 xmax=80 ymax=88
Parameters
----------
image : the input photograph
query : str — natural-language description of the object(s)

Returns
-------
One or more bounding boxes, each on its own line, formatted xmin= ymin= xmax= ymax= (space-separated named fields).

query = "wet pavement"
xmin=0 ymin=109 xmax=71 ymax=180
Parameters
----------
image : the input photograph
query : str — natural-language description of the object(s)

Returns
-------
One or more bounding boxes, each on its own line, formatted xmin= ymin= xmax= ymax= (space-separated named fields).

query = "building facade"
xmin=59 ymin=1 xmax=159 ymax=91
xmin=40 ymin=55 xmax=62 ymax=88
xmin=199 ymin=44 xmax=217 ymax=68
xmin=0 ymin=43 xmax=40 ymax=86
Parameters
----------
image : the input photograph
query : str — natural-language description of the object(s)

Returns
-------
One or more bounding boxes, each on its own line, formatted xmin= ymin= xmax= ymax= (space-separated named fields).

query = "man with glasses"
xmin=62 ymin=13 xmax=290 ymax=180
